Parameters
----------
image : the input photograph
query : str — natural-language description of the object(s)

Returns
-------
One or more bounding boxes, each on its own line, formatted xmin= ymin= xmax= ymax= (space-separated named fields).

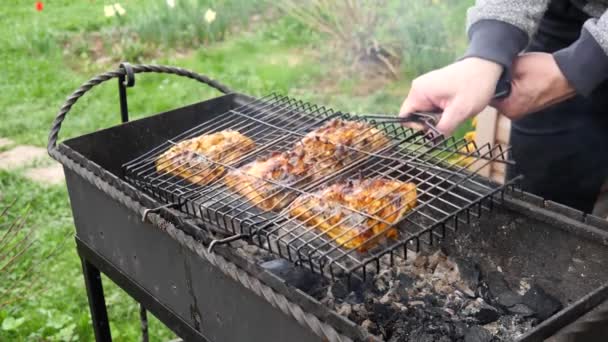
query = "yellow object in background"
xmin=450 ymin=126 xmax=477 ymax=167
xmin=464 ymin=131 xmax=476 ymax=142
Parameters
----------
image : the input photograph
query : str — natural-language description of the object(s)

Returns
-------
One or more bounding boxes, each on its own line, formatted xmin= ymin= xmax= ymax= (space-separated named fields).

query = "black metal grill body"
xmin=55 ymin=91 xmax=608 ymax=342
xmin=66 ymin=170 xmax=335 ymax=342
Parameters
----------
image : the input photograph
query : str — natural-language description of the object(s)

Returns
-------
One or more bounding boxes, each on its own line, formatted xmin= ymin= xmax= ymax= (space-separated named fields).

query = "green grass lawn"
xmin=0 ymin=1 xmax=471 ymax=340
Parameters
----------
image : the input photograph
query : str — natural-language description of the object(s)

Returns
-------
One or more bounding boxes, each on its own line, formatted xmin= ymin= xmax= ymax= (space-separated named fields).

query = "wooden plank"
xmin=496 ymin=115 xmax=512 ymax=144
xmin=492 ymin=160 xmax=507 ymax=175
xmin=473 ymin=107 xmax=498 ymax=178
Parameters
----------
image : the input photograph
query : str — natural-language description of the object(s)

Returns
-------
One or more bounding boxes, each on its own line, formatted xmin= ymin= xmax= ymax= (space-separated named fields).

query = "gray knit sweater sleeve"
xmin=554 ymin=14 xmax=608 ymax=95
xmin=462 ymin=0 xmax=550 ymax=69
xmin=466 ymin=0 xmax=550 ymax=39
xmin=463 ymin=0 xmax=608 ymax=96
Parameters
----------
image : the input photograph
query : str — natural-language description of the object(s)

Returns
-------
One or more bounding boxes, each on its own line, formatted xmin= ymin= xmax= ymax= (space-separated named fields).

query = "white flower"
xmin=113 ymin=3 xmax=126 ymax=16
xmin=204 ymin=9 xmax=216 ymax=24
xmin=104 ymin=5 xmax=116 ymax=17
xmin=166 ymin=0 xmax=176 ymax=8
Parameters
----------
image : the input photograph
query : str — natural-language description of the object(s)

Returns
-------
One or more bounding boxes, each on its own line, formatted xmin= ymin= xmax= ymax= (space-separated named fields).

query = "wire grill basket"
xmin=124 ymin=94 xmax=516 ymax=281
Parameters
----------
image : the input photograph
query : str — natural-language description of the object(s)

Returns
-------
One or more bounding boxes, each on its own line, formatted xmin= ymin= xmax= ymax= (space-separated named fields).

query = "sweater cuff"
xmin=463 ymin=20 xmax=528 ymax=69
xmin=553 ymin=28 xmax=608 ymax=97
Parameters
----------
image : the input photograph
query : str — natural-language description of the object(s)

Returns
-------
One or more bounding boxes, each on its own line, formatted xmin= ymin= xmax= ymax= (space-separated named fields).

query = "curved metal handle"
xmin=47 ymin=63 xmax=233 ymax=153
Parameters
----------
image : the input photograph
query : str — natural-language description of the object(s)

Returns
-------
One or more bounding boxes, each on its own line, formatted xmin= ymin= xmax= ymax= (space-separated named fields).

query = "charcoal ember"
xmin=395 ymin=286 xmax=410 ymax=303
xmin=508 ymin=303 xmax=535 ymax=317
xmin=477 ymin=281 xmax=491 ymax=300
xmin=464 ymin=325 xmax=494 ymax=342
xmin=348 ymin=303 xmax=368 ymax=323
xmin=374 ymin=269 xmax=394 ymax=294
xmin=345 ymin=291 xmax=364 ymax=304
xmin=444 ymin=292 xmax=468 ymax=314
xmin=423 ymin=294 xmax=439 ymax=307
xmin=428 ymin=250 xmax=447 ymax=270
xmin=397 ymin=273 xmax=415 ymax=288
xmin=433 ymin=257 xmax=457 ymax=281
xmin=522 ymin=284 xmax=563 ymax=320
xmin=454 ymin=257 xmax=481 ymax=297
xmin=496 ymin=291 xmax=523 ymax=308
xmin=388 ymin=306 xmax=458 ymax=342
xmin=407 ymin=332 xmax=451 ymax=342
xmin=360 ymin=319 xmax=377 ymax=334
xmin=335 ymin=302 xmax=352 ymax=317
xmin=349 ymin=277 xmax=375 ymax=297
xmin=432 ymin=261 xmax=459 ymax=295
xmin=368 ymin=302 xmax=396 ymax=323
xmin=379 ymin=287 xmax=399 ymax=304
xmin=259 ymin=259 xmax=323 ymax=293
xmin=485 ymin=271 xmax=511 ymax=298
xmin=238 ymin=243 xmax=272 ymax=260
xmin=486 ymin=315 xmax=538 ymax=340
xmin=454 ymin=321 xmax=468 ymax=339
xmin=330 ymin=280 xmax=349 ymax=299
xmin=391 ymin=301 xmax=408 ymax=312
xmin=462 ymin=300 xmax=501 ymax=324
xmin=409 ymin=300 xmax=426 ymax=307
xmin=413 ymin=254 xmax=429 ymax=268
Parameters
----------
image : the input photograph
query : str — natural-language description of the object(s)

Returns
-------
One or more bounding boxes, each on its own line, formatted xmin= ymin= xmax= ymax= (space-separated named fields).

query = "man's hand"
xmin=492 ymin=52 xmax=575 ymax=119
xmin=399 ymin=57 xmax=503 ymax=136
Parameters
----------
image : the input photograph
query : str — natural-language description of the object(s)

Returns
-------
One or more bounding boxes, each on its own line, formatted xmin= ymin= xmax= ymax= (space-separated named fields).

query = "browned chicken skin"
xmin=288 ymin=178 xmax=417 ymax=251
xmin=155 ymin=130 xmax=255 ymax=185
xmin=225 ymin=119 xmax=392 ymax=211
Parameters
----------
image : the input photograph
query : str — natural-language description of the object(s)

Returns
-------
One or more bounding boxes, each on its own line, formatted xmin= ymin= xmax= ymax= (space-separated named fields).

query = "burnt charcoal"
xmin=455 ymin=257 xmax=481 ymax=294
xmin=349 ymin=303 xmax=368 ymax=322
xmin=408 ymin=332 xmax=450 ymax=342
xmin=330 ymin=281 xmax=349 ymax=299
xmin=522 ymin=284 xmax=563 ymax=320
xmin=384 ymin=304 xmax=467 ymax=342
xmin=345 ymin=291 xmax=364 ymax=304
xmin=464 ymin=326 xmax=494 ymax=342
xmin=423 ymin=294 xmax=439 ymax=307
xmin=489 ymin=315 xmax=538 ymax=340
xmin=362 ymin=319 xmax=380 ymax=336
xmin=398 ymin=273 xmax=415 ymax=288
xmin=374 ymin=270 xmax=394 ymax=294
xmin=477 ymin=303 xmax=501 ymax=324
xmin=508 ymin=303 xmax=535 ymax=317
xmin=496 ymin=291 xmax=523 ymax=308
xmin=485 ymin=271 xmax=510 ymax=298
xmin=477 ymin=282 xmax=491 ymax=302
xmin=369 ymin=302 xmax=395 ymax=323
xmin=413 ymin=254 xmax=429 ymax=268
xmin=335 ymin=302 xmax=352 ymax=317
xmin=396 ymin=288 xmax=409 ymax=303
xmin=454 ymin=321 xmax=468 ymax=338
xmin=259 ymin=259 xmax=324 ymax=292
xmin=350 ymin=276 xmax=375 ymax=295
xmin=462 ymin=301 xmax=501 ymax=324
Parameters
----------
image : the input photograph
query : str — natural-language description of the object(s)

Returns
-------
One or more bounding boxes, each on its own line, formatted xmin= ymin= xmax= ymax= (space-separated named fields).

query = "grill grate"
xmin=123 ymin=94 xmax=517 ymax=281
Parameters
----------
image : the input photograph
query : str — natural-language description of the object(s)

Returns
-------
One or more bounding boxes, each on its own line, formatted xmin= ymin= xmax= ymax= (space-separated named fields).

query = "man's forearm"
xmin=463 ymin=0 xmax=550 ymax=68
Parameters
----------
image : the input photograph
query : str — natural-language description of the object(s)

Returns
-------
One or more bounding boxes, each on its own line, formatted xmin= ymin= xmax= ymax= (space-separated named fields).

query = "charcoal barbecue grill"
xmin=48 ymin=63 xmax=608 ymax=341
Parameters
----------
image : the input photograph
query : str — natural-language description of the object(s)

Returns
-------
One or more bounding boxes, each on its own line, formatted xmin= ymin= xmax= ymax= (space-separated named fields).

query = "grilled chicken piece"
xmin=225 ymin=119 xmax=392 ymax=211
xmin=155 ymin=130 xmax=254 ymax=185
xmin=294 ymin=119 xmax=390 ymax=158
xmin=224 ymin=148 xmax=349 ymax=211
xmin=288 ymin=178 xmax=417 ymax=252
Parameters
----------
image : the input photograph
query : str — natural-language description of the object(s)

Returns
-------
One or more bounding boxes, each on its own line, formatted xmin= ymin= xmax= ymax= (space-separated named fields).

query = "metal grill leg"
xmin=81 ymin=259 xmax=112 ymax=342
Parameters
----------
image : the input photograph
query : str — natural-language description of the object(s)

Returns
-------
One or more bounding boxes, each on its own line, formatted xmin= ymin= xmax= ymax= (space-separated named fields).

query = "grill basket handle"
xmin=47 ymin=63 xmax=232 ymax=153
